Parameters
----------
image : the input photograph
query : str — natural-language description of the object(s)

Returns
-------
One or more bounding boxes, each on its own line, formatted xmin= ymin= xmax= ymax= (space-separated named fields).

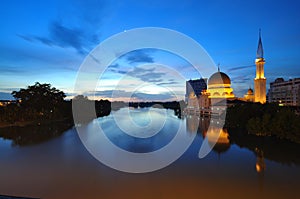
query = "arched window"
xmin=222 ymin=92 xmax=228 ymax=96
xmin=213 ymin=92 xmax=220 ymax=96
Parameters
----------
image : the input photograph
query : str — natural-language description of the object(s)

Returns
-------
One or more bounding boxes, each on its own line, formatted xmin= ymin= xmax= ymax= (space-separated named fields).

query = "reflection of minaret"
xmin=255 ymin=148 xmax=265 ymax=193
xmin=254 ymin=29 xmax=266 ymax=103
xmin=255 ymin=148 xmax=266 ymax=173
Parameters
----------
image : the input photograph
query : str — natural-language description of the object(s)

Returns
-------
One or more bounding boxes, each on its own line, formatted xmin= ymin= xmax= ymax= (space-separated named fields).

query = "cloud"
xmin=18 ymin=0 xmax=109 ymax=54
xmin=32 ymin=36 xmax=54 ymax=46
xmin=110 ymin=69 xmax=127 ymax=74
xmin=93 ymin=90 xmax=115 ymax=98
xmin=109 ymin=63 xmax=120 ymax=68
xmin=127 ymin=67 xmax=165 ymax=83
xmin=111 ymin=66 xmax=165 ymax=83
xmin=231 ymin=75 xmax=251 ymax=84
xmin=109 ymin=64 xmax=182 ymax=87
xmin=127 ymin=52 xmax=154 ymax=63
xmin=0 ymin=65 xmax=29 ymax=75
xmin=227 ymin=64 xmax=255 ymax=72
xmin=17 ymin=34 xmax=34 ymax=42
xmin=18 ymin=21 xmax=89 ymax=54
xmin=50 ymin=21 xmax=86 ymax=53
xmin=157 ymin=81 xmax=179 ymax=86
xmin=122 ymin=49 xmax=155 ymax=64
xmin=131 ymin=92 xmax=176 ymax=101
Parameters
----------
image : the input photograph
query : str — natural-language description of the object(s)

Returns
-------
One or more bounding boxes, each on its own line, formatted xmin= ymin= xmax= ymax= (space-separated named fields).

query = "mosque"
xmin=185 ymin=31 xmax=267 ymax=171
xmin=186 ymin=30 xmax=266 ymax=114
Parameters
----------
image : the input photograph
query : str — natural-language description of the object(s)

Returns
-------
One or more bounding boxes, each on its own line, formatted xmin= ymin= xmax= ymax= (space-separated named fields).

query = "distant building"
xmin=185 ymin=78 xmax=207 ymax=102
xmin=186 ymin=91 xmax=199 ymax=111
xmin=268 ymin=78 xmax=300 ymax=106
xmin=244 ymin=88 xmax=255 ymax=102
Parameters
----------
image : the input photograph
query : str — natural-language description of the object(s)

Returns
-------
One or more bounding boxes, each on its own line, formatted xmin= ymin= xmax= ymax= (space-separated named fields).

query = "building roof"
xmin=208 ymin=71 xmax=231 ymax=85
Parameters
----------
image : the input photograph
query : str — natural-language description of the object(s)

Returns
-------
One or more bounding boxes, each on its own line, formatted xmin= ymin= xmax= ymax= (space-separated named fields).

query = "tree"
xmin=11 ymin=82 xmax=66 ymax=118
xmin=72 ymin=95 xmax=89 ymax=101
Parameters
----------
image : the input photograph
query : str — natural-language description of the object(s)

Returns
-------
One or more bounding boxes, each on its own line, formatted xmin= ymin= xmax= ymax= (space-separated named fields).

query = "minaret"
xmin=254 ymin=29 xmax=266 ymax=103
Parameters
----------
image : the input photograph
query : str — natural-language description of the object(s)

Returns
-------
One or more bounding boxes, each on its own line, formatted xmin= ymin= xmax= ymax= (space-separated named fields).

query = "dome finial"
xmin=217 ymin=63 xmax=220 ymax=72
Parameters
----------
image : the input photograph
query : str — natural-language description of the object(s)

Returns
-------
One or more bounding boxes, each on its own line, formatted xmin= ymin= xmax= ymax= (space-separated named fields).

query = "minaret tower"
xmin=254 ymin=29 xmax=266 ymax=103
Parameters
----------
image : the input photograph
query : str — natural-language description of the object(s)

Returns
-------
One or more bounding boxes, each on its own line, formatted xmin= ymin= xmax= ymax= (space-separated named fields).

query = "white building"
xmin=268 ymin=78 xmax=300 ymax=106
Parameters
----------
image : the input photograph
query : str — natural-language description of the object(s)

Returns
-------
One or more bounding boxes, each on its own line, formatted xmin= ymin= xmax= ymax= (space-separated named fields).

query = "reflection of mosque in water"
xmin=186 ymin=115 xmax=230 ymax=154
xmin=186 ymin=115 xmax=266 ymax=173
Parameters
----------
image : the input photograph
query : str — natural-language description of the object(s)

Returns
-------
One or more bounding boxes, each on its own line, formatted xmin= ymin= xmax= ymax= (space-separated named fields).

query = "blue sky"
xmin=1 ymin=0 xmax=300 ymax=100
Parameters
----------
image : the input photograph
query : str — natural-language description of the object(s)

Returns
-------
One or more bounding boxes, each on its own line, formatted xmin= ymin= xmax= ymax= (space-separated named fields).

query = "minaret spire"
xmin=256 ymin=29 xmax=264 ymax=59
xmin=254 ymin=29 xmax=266 ymax=104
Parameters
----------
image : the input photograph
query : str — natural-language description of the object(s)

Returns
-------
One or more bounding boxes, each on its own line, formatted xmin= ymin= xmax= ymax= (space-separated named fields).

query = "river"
xmin=0 ymin=108 xmax=299 ymax=199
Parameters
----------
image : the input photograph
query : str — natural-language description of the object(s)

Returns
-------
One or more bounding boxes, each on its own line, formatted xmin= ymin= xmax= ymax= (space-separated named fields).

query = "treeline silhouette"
xmin=0 ymin=83 xmax=112 ymax=145
xmin=129 ymin=101 xmax=185 ymax=109
xmin=129 ymin=101 xmax=185 ymax=118
xmin=0 ymin=83 xmax=71 ymax=124
xmin=0 ymin=83 xmax=117 ymax=126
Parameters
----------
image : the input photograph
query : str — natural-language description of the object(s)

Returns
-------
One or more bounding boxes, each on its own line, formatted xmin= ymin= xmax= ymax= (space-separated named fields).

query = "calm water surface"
xmin=0 ymin=108 xmax=299 ymax=199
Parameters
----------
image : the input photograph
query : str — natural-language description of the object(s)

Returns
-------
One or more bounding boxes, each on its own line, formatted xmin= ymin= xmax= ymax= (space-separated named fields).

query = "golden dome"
xmin=207 ymin=68 xmax=235 ymax=99
xmin=208 ymin=72 xmax=231 ymax=85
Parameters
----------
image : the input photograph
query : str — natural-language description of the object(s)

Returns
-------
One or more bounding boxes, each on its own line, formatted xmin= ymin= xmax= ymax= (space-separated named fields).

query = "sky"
xmin=0 ymin=0 xmax=300 ymax=101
